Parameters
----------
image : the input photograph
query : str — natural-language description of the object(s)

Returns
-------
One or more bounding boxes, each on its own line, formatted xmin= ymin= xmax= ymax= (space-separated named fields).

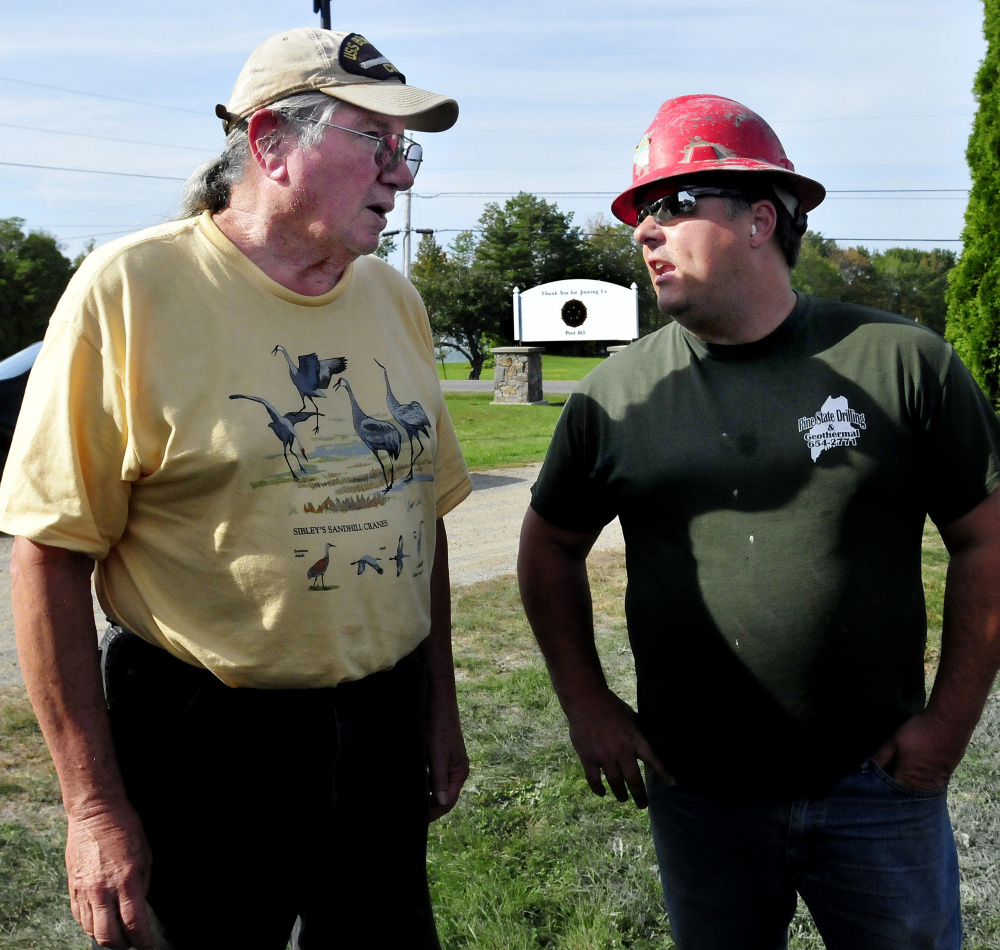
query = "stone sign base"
xmin=491 ymin=347 xmax=545 ymax=404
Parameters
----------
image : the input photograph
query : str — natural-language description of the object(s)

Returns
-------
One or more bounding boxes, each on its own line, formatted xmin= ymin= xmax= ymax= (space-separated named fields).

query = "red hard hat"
xmin=611 ymin=94 xmax=826 ymax=226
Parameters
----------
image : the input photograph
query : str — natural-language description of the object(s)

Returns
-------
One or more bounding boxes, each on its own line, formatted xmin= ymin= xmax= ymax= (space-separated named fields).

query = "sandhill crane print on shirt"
xmin=333 ymin=376 xmax=401 ymax=494
xmin=272 ymin=345 xmax=348 ymax=433
xmin=228 ymin=395 xmax=320 ymax=481
xmin=307 ymin=543 xmax=336 ymax=589
xmin=374 ymin=358 xmax=431 ymax=482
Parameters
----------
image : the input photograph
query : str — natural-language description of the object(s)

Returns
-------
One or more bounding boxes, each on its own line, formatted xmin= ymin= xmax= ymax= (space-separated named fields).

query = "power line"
xmin=0 ymin=160 xmax=186 ymax=181
xmin=0 ymin=76 xmax=205 ymax=115
xmin=0 ymin=72 xmax=972 ymax=127
xmin=0 ymin=121 xmax=215 ymax=153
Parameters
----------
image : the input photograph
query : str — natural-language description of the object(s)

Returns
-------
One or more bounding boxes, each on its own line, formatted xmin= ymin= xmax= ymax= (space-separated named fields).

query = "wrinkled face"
xmin=283 ymin=103 xmax=414 ymax=263
xmin=633 ymin=193 xmax=752 ymax=330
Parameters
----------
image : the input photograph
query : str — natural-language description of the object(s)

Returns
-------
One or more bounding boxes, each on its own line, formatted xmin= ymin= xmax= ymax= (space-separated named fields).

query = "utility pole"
xmin=402 ymin=189 xmax=412 ymax=280
xmin=384 ymin=190 xmax=433 ymax=280
xmin=313 ymin=0 xmax=331 ymax=29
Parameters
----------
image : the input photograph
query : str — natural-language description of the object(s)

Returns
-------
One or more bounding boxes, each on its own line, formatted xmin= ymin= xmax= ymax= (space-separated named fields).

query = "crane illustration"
xmin=228 ymin=394 xmax=318 ymax=481
xmin=388 ymin=535 xmax=409 ymax=576
xmin=351 ymin=554 xmax=384 ymax=575
xmin=307 ymin=542 xmax=336 ymax=590
xmin=332 ymin=377 xmax=401 ymax=493
xmin=272 ymin=345 xmax=348 ymax=432
xmin=374 ymin=358 xmax=430 ymax=482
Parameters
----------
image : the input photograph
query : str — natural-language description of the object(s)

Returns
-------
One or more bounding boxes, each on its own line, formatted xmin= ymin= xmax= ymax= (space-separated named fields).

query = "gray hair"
xmin=178 ymin=92 xmax=341 ymax=218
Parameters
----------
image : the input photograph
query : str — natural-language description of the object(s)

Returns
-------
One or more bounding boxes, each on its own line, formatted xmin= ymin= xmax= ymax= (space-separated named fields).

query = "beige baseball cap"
xmin=216 ymin=28 xmax=458 ymax=133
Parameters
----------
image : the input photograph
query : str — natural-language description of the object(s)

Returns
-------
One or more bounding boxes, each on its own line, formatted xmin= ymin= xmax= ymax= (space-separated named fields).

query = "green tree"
xmin=474 ymin=192 xmax=587 ymax=290
xmin=946 ymin=0 xmax=1000 ymax=405
xmin=791 ymin=231 xmax=847 ymax=300
xmin=873 ymin=248 xmax=955 ymax=333
xmin=792 ymin=231 xmax=955 ymax=333
xmin=582 ymin=215 xmax=666 ymax=336
xmin=0 ymin=218 xmax=75 ymax=360
xmin=411 ymin=233 xmax=508 ymax=380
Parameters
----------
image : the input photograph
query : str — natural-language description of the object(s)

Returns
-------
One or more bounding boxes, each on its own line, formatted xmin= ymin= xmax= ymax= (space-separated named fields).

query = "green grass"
xmin=2 ymin=524 xmax=998 ymax=948
xmin=444 ymin=392 xmax=567 ymax=470
xmin=438 ymin=355 xmax=604 ymax=382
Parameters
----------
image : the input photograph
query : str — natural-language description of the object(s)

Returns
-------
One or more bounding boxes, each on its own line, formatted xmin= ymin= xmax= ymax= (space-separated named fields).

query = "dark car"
xmin=0 ymin=341 xmax=43 ymax=481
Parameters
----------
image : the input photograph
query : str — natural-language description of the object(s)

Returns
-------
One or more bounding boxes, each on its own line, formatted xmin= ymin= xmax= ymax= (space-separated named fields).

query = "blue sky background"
xmin=0 ymin=1 xmax=987 ymax=273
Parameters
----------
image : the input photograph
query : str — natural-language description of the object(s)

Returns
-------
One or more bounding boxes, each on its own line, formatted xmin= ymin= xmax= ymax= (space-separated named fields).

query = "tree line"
xmin=410 ymin=193 xmax=959 ymax=378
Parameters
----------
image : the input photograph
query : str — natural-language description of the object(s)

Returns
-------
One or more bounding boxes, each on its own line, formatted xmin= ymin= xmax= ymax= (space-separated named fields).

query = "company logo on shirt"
xmin=797 ymin=395 xmax=866 ymax=462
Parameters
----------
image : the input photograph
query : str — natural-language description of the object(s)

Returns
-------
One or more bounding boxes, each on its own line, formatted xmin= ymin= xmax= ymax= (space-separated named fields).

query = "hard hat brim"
xmin=612 ymin=162 xmax=826 ymax=227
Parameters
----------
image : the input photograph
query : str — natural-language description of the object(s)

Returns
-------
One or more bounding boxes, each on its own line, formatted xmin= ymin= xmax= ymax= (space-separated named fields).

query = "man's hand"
xmin=66 ymin=801 xmax=154 ymax=949
xmin=872 ymin=710 xmax=965 ymax=790
xmin=426 ymin=693 xmax=469 ymax=821
xmin=565 ymin=687 xmax=674 ymax=809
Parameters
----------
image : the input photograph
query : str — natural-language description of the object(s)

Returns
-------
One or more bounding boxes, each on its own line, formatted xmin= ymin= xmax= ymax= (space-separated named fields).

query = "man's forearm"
xmin=10 ymin=537 xmax=127 ymax=814
xmin=517 ymin=507 xmax=607 ymax=712
xmin=518 ymin=506 xmax=670 ymax=805
xmin=427 ymin=518 xmax=459 ymax=711
xmin=425 ymin=517 xmax=468 ymax=818
xmin=12 ymin=537 xmax=155 ymax=947
xmin=879 ymin=491 xmax=1000 ymax=787
xmin=926 ymin=538 xmax=1000 ymax=757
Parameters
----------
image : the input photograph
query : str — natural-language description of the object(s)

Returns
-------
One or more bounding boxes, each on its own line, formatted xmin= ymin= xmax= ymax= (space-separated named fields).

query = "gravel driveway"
xmin=0 ymin=463 xmax=623 ymax=689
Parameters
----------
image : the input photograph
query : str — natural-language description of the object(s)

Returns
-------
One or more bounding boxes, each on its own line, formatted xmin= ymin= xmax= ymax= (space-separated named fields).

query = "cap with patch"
xmin=217 ymin=28 xmax=458 ymax=133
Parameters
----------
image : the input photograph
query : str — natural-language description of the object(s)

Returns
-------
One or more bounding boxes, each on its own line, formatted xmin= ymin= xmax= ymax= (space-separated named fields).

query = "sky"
xmin=0 ymin=0 xmax=987 ymax=275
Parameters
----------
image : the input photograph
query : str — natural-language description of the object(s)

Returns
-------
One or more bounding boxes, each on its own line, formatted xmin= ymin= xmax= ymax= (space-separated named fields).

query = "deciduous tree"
xmin=0 ymin=218 xmax=76 ymax=360
xmin=792 ymin=231 xmax=955 ymax=334
xmin=411 ymin=233 xmax=507 ymax=380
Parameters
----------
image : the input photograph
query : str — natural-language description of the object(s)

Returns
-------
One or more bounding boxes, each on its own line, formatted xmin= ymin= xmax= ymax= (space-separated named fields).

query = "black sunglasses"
xmin=636 ymin=187 xmax=747 ymax=226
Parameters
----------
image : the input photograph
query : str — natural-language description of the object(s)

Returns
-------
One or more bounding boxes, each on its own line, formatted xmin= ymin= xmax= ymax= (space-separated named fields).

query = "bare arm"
xmin=10 ymin=537 xmax=153 ymax=950
xmin=425 ymin=518 xmax=469 ymax=821
xmin=875 ymin=489 xmax=1000 ymax=788
xmin=517 ymin=507 xmax=671 ymax=809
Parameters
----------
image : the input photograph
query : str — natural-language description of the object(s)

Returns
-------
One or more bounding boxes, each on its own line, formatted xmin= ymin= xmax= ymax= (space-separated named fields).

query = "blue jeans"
xmin=647 ymin=761 xmax=961 ymax=950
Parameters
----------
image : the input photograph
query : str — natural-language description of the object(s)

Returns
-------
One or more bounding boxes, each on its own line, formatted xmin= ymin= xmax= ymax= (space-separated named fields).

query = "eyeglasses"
xmin=313 ymin=121 xmax=424 ymax=178
xmin=636 ymin=187 xmax=746 ymax=226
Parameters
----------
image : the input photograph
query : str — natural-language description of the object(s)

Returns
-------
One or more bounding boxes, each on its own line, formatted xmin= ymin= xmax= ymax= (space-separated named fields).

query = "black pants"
xmin=100 ymin=627 xmax=440 ymax=950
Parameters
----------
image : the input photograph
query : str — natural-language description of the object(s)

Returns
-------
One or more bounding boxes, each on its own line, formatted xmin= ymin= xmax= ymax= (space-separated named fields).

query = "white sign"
xmin=514 ymin=279 xmax=638 ymax=343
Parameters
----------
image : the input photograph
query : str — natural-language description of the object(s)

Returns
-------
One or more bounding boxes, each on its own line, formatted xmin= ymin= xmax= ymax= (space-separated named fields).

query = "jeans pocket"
xmin=865 ymin=757 xmax=948 ymax=799
xmin=101 ymin=626 xmax=208 ymax=723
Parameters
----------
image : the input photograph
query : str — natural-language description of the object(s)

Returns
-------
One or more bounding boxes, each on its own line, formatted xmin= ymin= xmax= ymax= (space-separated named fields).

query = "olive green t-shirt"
xmin=531 ymin=294 xmax=1000 ymax=796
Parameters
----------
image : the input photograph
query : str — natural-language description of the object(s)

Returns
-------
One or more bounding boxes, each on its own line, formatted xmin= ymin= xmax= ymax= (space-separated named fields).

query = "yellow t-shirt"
xmin=0 ymin=212 xmax=472 ymax=688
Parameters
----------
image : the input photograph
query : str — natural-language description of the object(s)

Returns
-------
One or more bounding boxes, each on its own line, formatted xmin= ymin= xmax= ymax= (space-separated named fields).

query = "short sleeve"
xmin=0 ymin=285 xmax=132 ymax=558
xmin=921 ymin=348 xmax=1000 ymax=527
xmin=432 ymin=393 xmax=472 ymax=519
xmin=530 ymin=389 xmax=619 ymax=532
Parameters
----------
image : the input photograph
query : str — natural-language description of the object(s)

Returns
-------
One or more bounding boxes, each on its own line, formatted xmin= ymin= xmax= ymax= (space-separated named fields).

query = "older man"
xmin=0 ymin=28 xmax=470 ymax=950
xmin=519 ymin=94 xmax=1000 ymax=948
